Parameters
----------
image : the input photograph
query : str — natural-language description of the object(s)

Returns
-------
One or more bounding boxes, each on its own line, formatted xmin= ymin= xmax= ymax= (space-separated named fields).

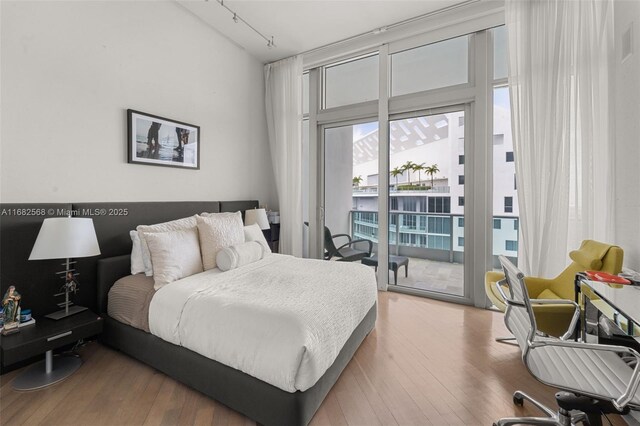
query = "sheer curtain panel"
xmin=506 ymin=0 xmax=615 ymax=277
xmin=265 ymin=56 xmax=304 ymax=257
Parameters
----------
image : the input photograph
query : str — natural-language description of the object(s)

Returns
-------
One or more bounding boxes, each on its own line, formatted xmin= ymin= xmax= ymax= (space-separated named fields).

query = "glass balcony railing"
xmin=350 ymin=209 xmax=518 ymax=266
xmin=352 ymin=185 xmax=451 ymax=194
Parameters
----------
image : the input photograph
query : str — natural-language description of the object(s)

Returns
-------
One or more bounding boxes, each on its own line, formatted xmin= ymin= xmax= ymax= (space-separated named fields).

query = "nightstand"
xmin=0 ymin=309 xmax=103 ymax=390
xmin=262 ymin=223 xmax=280 ymax=253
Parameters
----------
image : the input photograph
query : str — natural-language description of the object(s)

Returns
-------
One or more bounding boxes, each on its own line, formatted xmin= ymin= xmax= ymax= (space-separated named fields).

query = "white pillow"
xmin=197 ymin=212 xmax=244 ymax=270
xmin=216 ymin=241 xmax=266 ymax=271
xmin=129 ymin=230 xmax=145 ymax=275
xmin=136 ymin=215 xmax=198 ymax=276
xmin=145 ymin=227 xmax=203 ymax=290
xmin=243 ymin=224 xmax=272 ymax=254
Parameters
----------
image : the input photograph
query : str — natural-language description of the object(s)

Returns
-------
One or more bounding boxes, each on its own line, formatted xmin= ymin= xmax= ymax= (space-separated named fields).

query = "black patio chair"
xmin=304 ymin=222 xmax=373 ymax=262
xmin=323 ymin=226 xmax=373 ymax=262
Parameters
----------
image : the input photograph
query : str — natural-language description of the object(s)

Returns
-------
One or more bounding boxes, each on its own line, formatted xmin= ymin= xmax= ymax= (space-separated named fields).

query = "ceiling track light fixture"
xmin=206 ymin=0 xmax=275 ymax=49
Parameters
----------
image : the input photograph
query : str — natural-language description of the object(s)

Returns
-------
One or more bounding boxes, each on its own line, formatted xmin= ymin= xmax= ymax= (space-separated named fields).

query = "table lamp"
xmin=245 ymin=208 xmax=270 ymax=230
xmin=29 ymin=217 xmax=101 ymax=320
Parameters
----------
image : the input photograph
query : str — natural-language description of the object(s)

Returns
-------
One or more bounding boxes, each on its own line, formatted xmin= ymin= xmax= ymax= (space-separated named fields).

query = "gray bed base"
xmin=97 ymin=254 xmax=377 ymax=426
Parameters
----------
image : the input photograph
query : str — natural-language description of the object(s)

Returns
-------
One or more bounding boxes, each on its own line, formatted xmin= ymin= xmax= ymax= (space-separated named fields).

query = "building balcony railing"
xmin=352 ymin=185 xmax=451 ymax=194
xmin=349 ymin=209 xmax=519 ymax=266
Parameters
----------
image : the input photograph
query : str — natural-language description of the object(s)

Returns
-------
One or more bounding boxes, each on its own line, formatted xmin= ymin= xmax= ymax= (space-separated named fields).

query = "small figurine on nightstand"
xmin=2 ymin=286 xmax=21 ymax=335
xmin=64 ymin=271 xmax=79 ymax=294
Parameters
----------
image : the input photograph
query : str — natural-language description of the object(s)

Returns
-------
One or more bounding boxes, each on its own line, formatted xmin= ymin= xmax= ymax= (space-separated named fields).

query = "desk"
xmin=575 ymin=273 xmax=640 ymax=350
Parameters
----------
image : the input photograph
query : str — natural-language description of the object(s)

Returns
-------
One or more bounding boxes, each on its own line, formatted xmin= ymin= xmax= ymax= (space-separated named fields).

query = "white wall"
xmin=0 ymin=1 xmax=277 ymax=208
xmin=614 ymin=0 xmax=640 ymax=270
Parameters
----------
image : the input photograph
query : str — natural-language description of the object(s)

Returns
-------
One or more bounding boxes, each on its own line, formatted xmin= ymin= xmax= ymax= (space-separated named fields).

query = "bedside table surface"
xmin=0 ymin=310 xmax=103 ymax=368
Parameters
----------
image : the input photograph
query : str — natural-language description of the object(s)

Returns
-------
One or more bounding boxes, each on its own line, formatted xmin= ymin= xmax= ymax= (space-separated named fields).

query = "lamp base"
xmin=45 ymin=305 xmax=88 ymax=320
xmin=12 ymin=351 xmax=82 ymax=391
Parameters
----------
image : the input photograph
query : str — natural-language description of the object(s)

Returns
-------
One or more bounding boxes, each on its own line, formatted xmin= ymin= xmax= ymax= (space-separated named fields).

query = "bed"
xmin=91 ymin=201 xmax=377 ymax=426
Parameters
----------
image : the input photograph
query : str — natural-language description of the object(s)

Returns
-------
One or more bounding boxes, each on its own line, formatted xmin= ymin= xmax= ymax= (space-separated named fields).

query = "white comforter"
xmin=149 ymin=254 xmax=377 ymax=392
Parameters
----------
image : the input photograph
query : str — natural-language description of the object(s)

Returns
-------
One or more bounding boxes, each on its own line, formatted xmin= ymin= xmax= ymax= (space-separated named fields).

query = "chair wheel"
xmin=513 ymin=394 xmax=524 ymax=406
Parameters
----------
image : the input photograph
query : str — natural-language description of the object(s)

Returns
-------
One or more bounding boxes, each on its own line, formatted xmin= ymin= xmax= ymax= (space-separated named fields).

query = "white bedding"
xmin=149 ymin=254 xmax=377 ymax=392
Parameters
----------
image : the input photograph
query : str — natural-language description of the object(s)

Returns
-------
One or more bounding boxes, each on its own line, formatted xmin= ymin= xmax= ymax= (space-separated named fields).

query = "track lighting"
xmin=206 ymin=0 xmax=275 ymax=49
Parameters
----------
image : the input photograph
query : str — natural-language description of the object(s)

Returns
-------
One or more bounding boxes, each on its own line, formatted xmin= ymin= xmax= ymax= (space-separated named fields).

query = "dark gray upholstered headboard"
xmin=0 ymin=200 xmax=259 ymax=316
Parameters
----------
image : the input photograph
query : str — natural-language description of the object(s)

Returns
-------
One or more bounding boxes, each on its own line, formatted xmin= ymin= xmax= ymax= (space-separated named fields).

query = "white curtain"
xmin=265 ymin=55 xmax=303 ymax=257
xmin=506 ymin=0 xmax=615 ymax=277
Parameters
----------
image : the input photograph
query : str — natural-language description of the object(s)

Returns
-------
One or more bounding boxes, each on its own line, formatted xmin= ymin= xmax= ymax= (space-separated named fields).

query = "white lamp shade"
xmin=29 ymin=218 xmax=101 ymax=260
xmin=244 ymin=208 xmax=270 ymax=230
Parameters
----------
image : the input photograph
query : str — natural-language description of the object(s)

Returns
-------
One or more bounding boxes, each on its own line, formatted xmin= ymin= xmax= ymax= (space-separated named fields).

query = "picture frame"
xmin=127 ymin=109 xmax=200 ymax=169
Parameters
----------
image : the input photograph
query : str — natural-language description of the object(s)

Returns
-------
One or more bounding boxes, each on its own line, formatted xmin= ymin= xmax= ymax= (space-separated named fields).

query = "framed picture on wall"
xmin=127 ymin=109 xmax=200 ymax=169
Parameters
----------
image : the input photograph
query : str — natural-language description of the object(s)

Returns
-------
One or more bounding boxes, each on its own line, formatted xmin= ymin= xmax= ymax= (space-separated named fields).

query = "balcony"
xmin=349 ymin=210 xmax=519 ymax=296
xmin=352 ymin=185 xmax=451 ymax=194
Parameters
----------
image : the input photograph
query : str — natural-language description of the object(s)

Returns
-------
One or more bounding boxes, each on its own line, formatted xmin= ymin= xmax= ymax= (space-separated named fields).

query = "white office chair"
xmin=494 ymin=255 xmax=640 ymax=426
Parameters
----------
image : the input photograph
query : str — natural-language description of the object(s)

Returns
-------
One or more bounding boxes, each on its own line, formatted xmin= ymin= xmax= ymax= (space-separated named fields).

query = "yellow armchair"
xmin=486 ymin=240 xmax=624 ymax=337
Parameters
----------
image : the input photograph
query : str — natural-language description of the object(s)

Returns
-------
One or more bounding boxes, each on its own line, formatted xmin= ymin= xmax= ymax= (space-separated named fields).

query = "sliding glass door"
xmin=387 ymin=110 xmax=465 ymax=296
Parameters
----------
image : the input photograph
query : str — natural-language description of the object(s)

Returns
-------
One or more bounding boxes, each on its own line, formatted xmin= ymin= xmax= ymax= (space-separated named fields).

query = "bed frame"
xmin=88 ymin=200 xmax=376 ymax=426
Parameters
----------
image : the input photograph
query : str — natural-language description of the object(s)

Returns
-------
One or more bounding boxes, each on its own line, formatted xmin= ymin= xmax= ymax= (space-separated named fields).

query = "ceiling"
xmin=178 ymin=0 xmax=471 ymax=63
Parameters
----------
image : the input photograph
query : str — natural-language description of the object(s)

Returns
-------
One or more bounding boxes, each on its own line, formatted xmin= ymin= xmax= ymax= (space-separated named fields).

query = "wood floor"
xmin=0 ymin=291 xmax=627 ymax=426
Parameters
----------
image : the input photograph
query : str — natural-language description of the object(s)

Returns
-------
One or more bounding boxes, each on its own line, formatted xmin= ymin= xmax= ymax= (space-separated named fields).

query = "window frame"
xmin=504 ymin=196 xmax=513 ymax=213
xmin=307 ymin=13 xmax=506 ymax=309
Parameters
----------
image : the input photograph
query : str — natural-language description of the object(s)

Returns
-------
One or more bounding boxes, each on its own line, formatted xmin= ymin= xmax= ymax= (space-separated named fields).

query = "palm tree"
xmin=390 ymin=167 xmax=403 ymax=187
xmin=401 ymin=161 xmax=416 ymax=185
xmin=413 ymin=162 xmax=426 ymax=185
xmin=425 ymin=164 xmax=440 ymax=188
xmin=352 ymin=175 xmax=363 ymax=187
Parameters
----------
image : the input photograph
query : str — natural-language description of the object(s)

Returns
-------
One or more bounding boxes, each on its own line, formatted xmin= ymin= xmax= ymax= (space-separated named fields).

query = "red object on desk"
xmin=585 ymin=270 xmax=631 ymax=285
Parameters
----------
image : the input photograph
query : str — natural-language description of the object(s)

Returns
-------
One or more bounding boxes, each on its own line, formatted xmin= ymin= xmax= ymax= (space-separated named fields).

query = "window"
xmin=458 ymin=116 xmax=465 ymax=127
xmin=458 ymin=196 xmax=464 ymax=206
xmin=390 ymin=197 xmax=398 ymax=211
xmin=506 ymin=240 xmax=518 ymax=251
xmin=403 ymin=197 xmax=417 ymax=212
xmin=402 ymin=214 xmax=416 ymax=229
xmin=391 ymin=35 xmax=469 ymax=96
xmin=428 ymin=216 xmax=450 ymax=234
xmin=419 ymin=215 xmax=427 ymax=230
xmin=458 ymin=237 xmax=464 ymax=247
xmin=514 ymin=174 xmax=517 ymax=190
xmin=459 ymin=154 xmax=465 ymax=165
xmin=427 ymin=235 xmax=451 ymax=250
xmin=514 ymin=219 xmax=519 ymax=231
xmin=419 ymin=198 xmax=427 ymax=212
xmin=493 ymin=26 xmax=508 ymax=80
xmin=458 ymin=217 xmax=464 ymax=227
xmin=493 ymin=86 xmax=519 ymax=265
xmin=458 ymin=175 xmax=464 ymax=185
xmin=324 ymin=54 xmax=379 ymax=109
xmin=493 ymin=219 xmax=501 ymax=229
xmin=428 ymin=197 xmax=451 ymax=213
xmin=504 ymin=196 xmax=513 ymax=213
